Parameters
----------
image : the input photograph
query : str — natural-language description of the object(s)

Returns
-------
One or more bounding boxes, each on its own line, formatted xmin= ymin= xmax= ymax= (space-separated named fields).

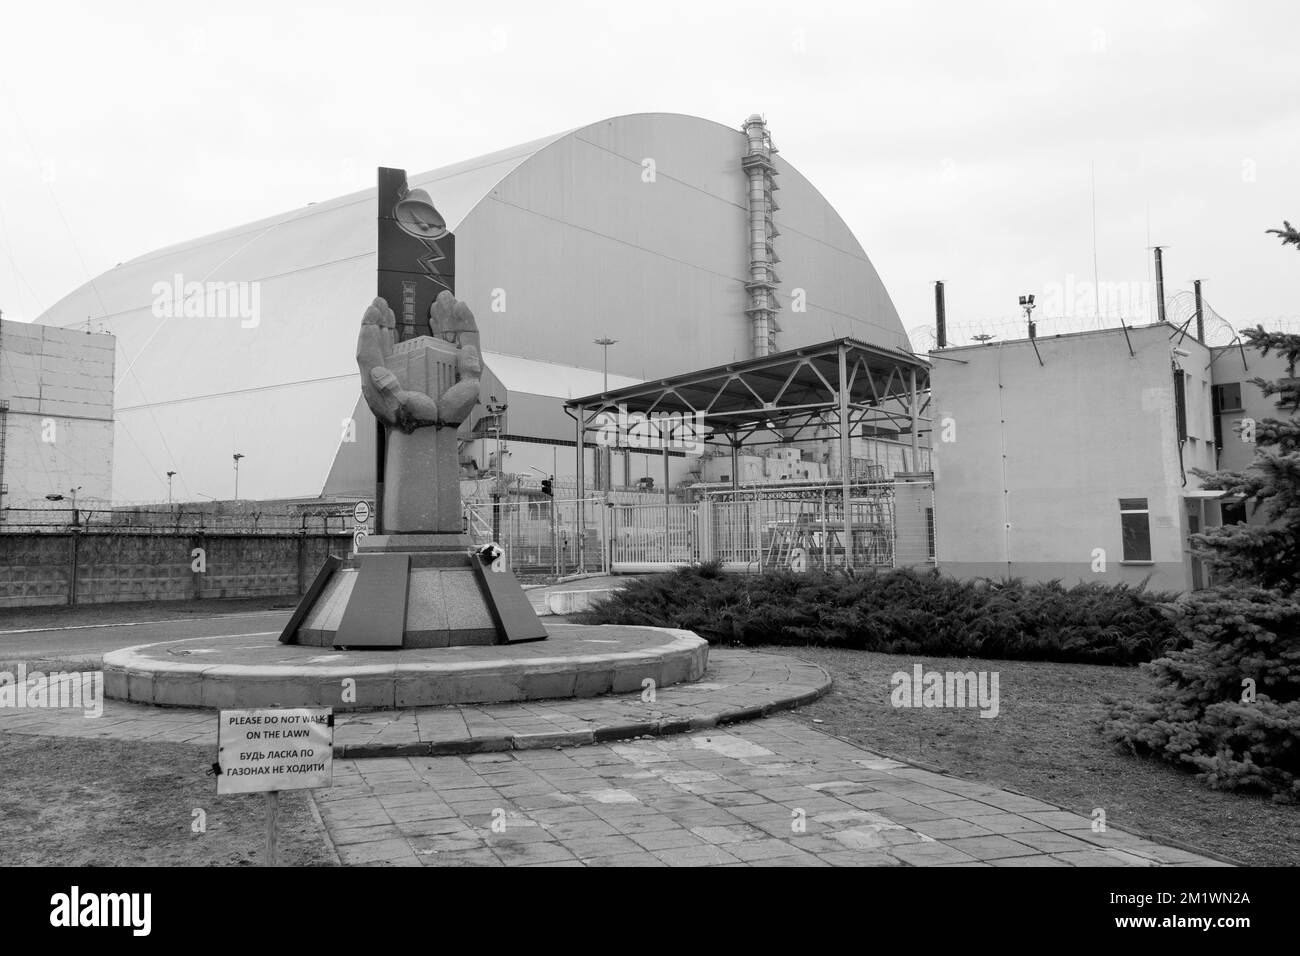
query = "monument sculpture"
xmin=278 ymin=168 xmax=548 ymax=648
xmin=101 ymin=164 xmax=709 ymax=712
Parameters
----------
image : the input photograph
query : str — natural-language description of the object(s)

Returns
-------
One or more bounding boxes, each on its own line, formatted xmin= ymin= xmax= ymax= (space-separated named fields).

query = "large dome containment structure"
xmin=34 ymin=113 xmax=910 ymax=505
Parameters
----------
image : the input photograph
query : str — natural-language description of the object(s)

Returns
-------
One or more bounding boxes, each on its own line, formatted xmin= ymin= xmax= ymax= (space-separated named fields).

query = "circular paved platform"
xmin=3 ymin=649 xmax=830 ymax=757
xmin=103 ymin=623 xmax=708 ymax=710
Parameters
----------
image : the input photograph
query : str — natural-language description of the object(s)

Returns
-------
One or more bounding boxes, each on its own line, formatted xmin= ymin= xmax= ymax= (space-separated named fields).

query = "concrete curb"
xmin=544 ymin=588 xmax=615 ymax=615
xmin=102 ymin=625 xmax=709 ymax=710
xmin=332 ymin=663 xmax=833 ymax=759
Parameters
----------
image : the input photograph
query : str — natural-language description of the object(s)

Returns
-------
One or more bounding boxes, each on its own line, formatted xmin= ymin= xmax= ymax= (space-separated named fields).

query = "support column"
xmin=663 ymin=447 xmax=671 ymax=505
xmin=575 ymin=406 xmax=585 ymax=572
xmin=838 ymin=346 xmax=853 ymax=569
xmin=909 ymin=367 xmax=920 ymax=474
xmin=663 ymin=447 xmax=672 ymax=564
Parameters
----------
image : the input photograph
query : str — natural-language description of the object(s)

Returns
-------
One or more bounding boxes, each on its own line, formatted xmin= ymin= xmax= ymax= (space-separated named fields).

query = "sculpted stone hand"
xmin=357 ymin=291 xmax=482 ymax=432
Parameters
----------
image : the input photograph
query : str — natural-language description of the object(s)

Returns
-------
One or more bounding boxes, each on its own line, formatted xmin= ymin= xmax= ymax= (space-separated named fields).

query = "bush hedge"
xmin=577 ymin=564 xmax=1184 ymax=665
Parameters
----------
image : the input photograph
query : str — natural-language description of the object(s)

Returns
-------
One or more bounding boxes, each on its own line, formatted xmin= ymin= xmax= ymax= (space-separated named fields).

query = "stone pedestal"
xmin=382 ymin=335 xmax=464 ymax=534
xmin=384 ymin=427 xmax=461 ymax=533
xmin=280 ymin=314 xmax=549 ymax=647
xmin=284 ymin=533 xmax=548 ymax=648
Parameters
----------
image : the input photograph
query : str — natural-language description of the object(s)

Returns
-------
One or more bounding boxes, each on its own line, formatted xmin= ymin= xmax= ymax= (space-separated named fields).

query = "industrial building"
xmin=32 ymin=112 xmax=918 ymax=506
xmin=928 ymin=320 xmax=1268 ymax=592
xmin=1211 ymin=341 xmax=1297 ymax=478
xmin=0 ymin=318 xmax=115 ymax=513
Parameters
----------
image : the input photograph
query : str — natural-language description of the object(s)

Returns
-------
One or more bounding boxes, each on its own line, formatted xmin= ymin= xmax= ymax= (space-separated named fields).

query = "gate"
xmin=608 ymin=502 xmax=699 ymax=572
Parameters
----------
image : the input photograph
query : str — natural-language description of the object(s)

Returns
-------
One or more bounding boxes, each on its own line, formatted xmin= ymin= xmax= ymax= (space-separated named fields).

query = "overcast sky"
xmin=1 ymin=0 xmax=1297 ymax=348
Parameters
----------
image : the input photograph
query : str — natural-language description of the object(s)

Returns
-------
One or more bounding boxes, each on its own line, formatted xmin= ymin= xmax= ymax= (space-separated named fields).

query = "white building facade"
xmin=0 ymin=319 xmax=115 ymax=512
xmin=930 ymin=323 xmax=1219 ymax=592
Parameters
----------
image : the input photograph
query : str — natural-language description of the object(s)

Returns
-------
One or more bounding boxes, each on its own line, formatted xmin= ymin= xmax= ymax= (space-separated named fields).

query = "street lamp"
xmin=594 ymin=338 xmax=618 ymax=489
xmin=232 ymin=453 xmax=245 ymax=501
xmin=594 ymin=337 xmax=618 ymax=393
xmin=166 ymin=470 xmax=177 ymax=505
xmin=49 ymin=488 xmax=82 ymax=525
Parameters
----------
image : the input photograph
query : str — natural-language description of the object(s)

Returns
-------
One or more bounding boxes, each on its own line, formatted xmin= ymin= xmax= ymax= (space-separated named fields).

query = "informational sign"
xmin=217 ymin=708 xmax=334 ymax=795
xmin=353 ymin=529 xmax=368 ymax=553
xmin=353 ymin=500 xmax=372 ymax=525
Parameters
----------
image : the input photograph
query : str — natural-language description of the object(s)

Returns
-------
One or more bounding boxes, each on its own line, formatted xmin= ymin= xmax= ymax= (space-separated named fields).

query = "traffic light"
xmin=541 ymin=478 xmax=553 ymax=497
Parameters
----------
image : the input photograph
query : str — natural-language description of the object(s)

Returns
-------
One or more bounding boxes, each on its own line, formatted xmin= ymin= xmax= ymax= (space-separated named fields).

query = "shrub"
xmin=1102 ymin=587 xmax=1300 ymax=800
xmin=576 ymin=566 xmax=1183 ymax=665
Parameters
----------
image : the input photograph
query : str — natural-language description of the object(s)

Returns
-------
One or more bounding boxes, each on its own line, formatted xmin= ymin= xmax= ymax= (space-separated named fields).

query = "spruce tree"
xmin=1103 ymin=223 xmax=1300 ymax=800
xmin=1190 ymin=316 xmax=1300 ymax=591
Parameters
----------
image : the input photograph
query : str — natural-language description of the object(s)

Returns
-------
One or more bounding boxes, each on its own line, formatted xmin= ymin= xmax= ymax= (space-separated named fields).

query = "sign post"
xmin=216 ymin=707 xmax=334 ymax=866
xmin=352 ymin=499 xmax=372 ymax=554
xmin=265 ymin=791 xmax=279 ymax=866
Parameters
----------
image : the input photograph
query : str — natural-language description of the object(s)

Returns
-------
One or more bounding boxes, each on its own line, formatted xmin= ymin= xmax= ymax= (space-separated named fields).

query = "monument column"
xmin=277 ymin=167 xmax=547 ymax=648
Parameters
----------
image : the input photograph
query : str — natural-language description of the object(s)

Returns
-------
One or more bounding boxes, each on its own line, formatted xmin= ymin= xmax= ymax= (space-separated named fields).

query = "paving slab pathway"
xmin=314 ymin=718 xmax=1229 ymax=867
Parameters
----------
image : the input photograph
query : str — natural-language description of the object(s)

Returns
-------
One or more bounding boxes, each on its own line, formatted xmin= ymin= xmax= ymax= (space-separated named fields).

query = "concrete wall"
xmin=930 ymin=324 xmax=1213 ymax=592
xmin=0 ymin=532 xmax=350 ymax=608
xmin=0 ymin=320 xmax=115 ymax=509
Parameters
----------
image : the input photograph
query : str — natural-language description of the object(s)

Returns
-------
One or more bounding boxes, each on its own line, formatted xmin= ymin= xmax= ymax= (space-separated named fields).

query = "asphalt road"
xmin=0 ymin=610 xmax=292 ymax=660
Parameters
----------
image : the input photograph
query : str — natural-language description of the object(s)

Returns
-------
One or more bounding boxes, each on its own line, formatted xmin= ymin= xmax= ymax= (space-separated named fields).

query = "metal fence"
xmin=4 ymin=479 xmax=936 ymax=581
xmin=465 ymin=480 xmax=936 ymax=578
xmin=0 ymin=507 xmax=357 ymax=534
xmin=464 ymin=497 xmax=608 ymax=578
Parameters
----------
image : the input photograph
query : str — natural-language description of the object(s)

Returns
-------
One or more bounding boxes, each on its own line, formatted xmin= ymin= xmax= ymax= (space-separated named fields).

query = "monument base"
xmin=103 ymin=625 xmax=709 ymax=710
xmin=281 ymin=533 xmax=548 ymax=648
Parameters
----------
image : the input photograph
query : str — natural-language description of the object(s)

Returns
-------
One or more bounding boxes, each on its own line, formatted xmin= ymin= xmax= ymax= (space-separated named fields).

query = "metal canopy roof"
xmin=566 ymin=337 xmax=931 ymax=448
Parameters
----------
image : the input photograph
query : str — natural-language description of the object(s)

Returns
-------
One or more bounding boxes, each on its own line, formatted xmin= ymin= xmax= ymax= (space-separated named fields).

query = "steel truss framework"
xmin=563 ymin=337 xmax=932 ymax=568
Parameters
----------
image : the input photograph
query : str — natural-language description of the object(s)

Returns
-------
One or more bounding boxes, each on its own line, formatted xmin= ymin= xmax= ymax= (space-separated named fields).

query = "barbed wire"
xmin=909 ymin=309 xmax=1300 ymax=352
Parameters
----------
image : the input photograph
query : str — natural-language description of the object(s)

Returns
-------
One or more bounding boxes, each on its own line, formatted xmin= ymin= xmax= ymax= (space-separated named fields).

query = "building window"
xmin=1221 ymin=500 xmax=1246 ymax=525
xmin=1212 ymin=382 xmax=1243 ymax=414
xmin=925 ymin=507 xmax=935 ymax=559
xmin=1119 ymin=498 xmax=1152 ymax=562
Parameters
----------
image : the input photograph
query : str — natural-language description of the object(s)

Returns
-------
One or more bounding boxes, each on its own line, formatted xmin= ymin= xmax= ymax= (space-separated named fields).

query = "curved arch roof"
xmin=35 ymin=113 xmax=908 ymax=503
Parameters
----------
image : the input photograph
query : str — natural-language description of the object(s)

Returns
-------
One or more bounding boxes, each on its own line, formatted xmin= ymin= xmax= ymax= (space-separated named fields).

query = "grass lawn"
xmin=0 ymin=736 xmax=336 ymax=866
xmin=770 ymin=645 xmax=1299 ymax=867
